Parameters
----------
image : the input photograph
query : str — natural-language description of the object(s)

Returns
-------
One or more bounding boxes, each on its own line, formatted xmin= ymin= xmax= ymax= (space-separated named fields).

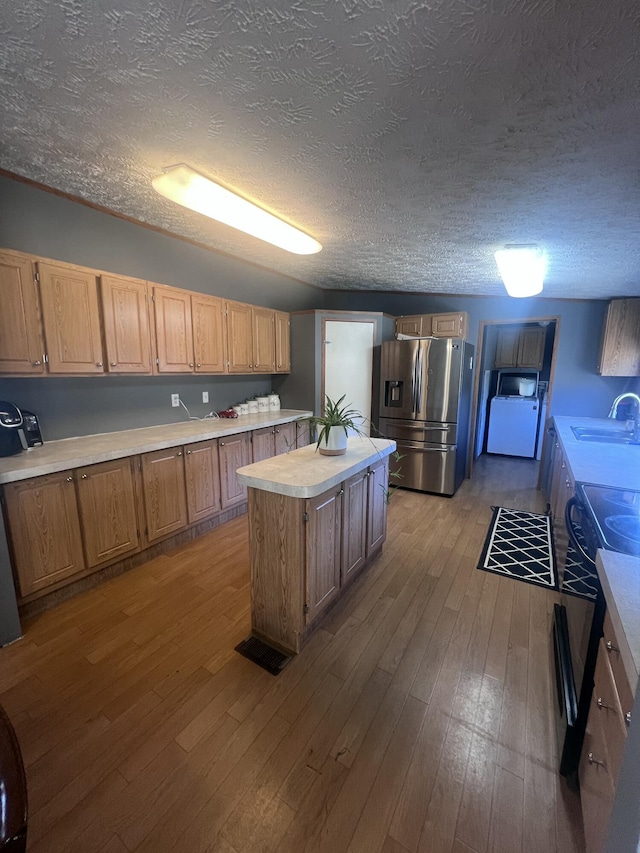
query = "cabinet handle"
xmin=196 ymin=363 xmax=201 ymax=368
xmin=177 ymin=451 xmax=183 ymax=457
xmin=186 ymin=449 xmax=192 ymax=455
xmin=96 ymin=362 xmax=103 ymax=367
xmin=626 ymin=711 xmax=632 ymax=726
xmin=220 ymin=442 xmax=225 ymax=446
xmin=587 ymin=752 xmax=606 ymax=769
xmin=596 ymin=697 xmax=610 ymax=711
xmin=32 ymin=360 xmax=41 ymax=366
xmin=80 ymin=474 xmax=87 ymax=480
xmin=337 ymin=489 xmax=344 ymax=496
xmin=65 ymin=476 xmax=73 ymax=482
xmin=110 ymin=361 xmax=117 ymax=367
xmin=189 ymin=363 xmax=194 ymax=368
xmin=606 ymin=639 xmax=620 ymax=653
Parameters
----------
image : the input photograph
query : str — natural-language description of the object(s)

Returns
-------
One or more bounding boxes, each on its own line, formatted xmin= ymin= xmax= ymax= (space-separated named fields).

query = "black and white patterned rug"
xmin=478 ymin=506 xmax=558 ymax=591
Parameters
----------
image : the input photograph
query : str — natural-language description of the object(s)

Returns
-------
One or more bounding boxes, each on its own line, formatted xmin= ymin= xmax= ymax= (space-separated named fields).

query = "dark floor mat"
xmin=235 ymin=636 xmax=292 ymax=675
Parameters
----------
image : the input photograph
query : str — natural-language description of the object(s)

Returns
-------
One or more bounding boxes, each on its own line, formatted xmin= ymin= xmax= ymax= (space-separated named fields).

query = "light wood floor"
xmin=0 ymin=455 xmax=586 ymax=853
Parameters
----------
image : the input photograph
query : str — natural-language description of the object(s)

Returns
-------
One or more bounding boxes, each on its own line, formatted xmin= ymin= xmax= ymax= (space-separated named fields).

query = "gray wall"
xmin=0 ymin=175 xmax=323 ymax=438
xmin=324 ymin=291 xmax=629 ymax=418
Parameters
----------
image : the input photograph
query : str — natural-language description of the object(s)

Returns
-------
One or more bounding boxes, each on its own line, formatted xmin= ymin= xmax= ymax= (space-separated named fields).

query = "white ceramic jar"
xmin=232 ymin=406 xmax=243 ymax=416
xmin=256 ymin=396 xmax=270 ymax=412
xmin=239 ymin=402 xmax=249 ymax=415
xmin=248 ymin=399 xmax=259 ymax=414
xmin=268 ymin=393 xmax=280 ymax=411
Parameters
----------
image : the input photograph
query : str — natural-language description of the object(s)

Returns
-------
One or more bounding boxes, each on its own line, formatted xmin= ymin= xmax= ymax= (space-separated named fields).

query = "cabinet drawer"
xmin=580 ymin=691 xmax=616 ymax=853
xmin=593 ymin=638 xmax=627 ymax=779
xmin=603 ymin=610 xmax=635 ymax=719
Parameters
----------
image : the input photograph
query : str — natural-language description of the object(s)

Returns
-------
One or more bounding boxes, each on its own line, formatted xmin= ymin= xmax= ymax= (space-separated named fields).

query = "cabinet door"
xmin=0 ymin=251 xmax=45 ymax=374
xmin=296 ymin=419 xmax=313 ymax=448
xmin=225 ymin=301 xmax=253 ymax=373
xmin=599 ymin=299 xmax=640 ymax=376
xmin=252 ymin=307 xmax=276 ymax=372
xmin=219 ymin=432 xmax=251 ymax=508
xmin=274 ymin=422 xmax=296 ymax=455
xmin=4 ymin=471 xmax=85 ymax=597
xmin=305 ymin=487 xmax=342 ymax=623
xmin=431 ymin=312 xmax=467 ymax=339
xmin=192 ymin=293 xmax=225 ymax=374
xmin=141 ymin=447 xmax=188 ymax=541
xmin=367 ymin=457 xmax=389 ymax=555
xmin=579 ymin=691 xmax=616 ymax=853
xmin=153 ymin=285 xmax=194 ymax=373
xmin=185 ymin=440 xmax=221 ymax=523
xmin=494 ymin=327 xmax=520 ymax=368
xmin=550 ymin=442 xmax=566 ymax=523
xmin=76 ymin=458 xmax=140 ymax=567
xmin=395 ymin=315 xmax=426 ymax=336
xmin=38 ymin=262 xmax=104 ymax=374
xmin=275 ymin=311 xmax=291 ymax=373
xmin=100 ymin=275 xmax=151 ymax=374
xmin=342 ymin=471 xmax=368 ymax=582
xmin=252 ymin=427 xmax=276 ymax=463
xmin=517 ymin=326 xmax=546 ymax=369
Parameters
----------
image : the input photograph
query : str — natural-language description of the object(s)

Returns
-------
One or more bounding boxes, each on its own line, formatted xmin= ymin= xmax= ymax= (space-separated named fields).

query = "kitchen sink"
xmin=571 ymin=426 xmax=640 ymax=445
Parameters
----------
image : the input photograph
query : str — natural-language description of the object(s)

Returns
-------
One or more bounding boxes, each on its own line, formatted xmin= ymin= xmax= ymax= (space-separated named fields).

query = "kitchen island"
xmin=236 ymin=437 xmax=396 ymax=654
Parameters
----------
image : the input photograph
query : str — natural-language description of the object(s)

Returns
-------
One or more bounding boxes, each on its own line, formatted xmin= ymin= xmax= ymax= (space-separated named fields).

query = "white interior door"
xmin=324 ymin=320 xmax=374 ymax=437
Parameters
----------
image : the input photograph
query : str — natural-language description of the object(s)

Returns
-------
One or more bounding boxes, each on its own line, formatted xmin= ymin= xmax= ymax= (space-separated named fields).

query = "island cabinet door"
xmin=252 ymin=427 xmax=276 ymax=463
xmin=75 ymin=458 xmax=141 ymax=568
xmin=366 ymin=457 xmax=389 ymax=555
xmin=184 ymin=440 xmax=221 ymax=523
xmin=274 ymin=422 xmax=296 ymax=455
xmin=3 ymin=471 xmax=86 ymax=597
xmin=219 ymin=433 xmax=251 ymax=508
xmin=140 ymin=447 xmax=188 ymax=542
xmin=341 ymin=471 xmax=368 ymax=582
xmin=305 ymin=487 xmax=342 ymax=624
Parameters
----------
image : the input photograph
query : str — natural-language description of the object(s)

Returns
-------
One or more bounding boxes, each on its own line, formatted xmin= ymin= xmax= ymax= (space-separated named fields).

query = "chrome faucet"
xmin=608 ymin=393 xmax=640 ymax=440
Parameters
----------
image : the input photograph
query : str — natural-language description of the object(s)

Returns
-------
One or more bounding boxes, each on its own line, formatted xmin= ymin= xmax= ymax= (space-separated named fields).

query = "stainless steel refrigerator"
xmin=378 ymin=338 xmax=475 ymax=496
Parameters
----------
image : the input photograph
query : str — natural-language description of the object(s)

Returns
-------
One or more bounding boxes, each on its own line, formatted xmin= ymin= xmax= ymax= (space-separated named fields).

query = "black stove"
xmin=576 ymin=483 xmax=640 ymax=557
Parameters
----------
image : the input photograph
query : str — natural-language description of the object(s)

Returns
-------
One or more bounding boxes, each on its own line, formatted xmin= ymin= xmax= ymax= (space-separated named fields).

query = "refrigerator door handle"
xmin=411 ymin=349 xmax=419 ymax=414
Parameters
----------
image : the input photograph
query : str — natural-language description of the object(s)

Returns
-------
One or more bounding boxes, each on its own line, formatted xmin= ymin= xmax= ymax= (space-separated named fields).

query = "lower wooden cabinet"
xmin=367 ymin=457 xmax=389 ymax=554
xmin=140 ymin=447 xmax=188 ymax=542
xmin=306 ymin=486 xmax=343 ymax=623
xmin=341 ymin=471 xmax=368 ymax=583
xmin=252 ymin=427 xmax=276 ymax=463
xmin=296 ymin=419 xmax=313 ymax=448
xmin=4 ymin=471 xmax=86 ymax=596
xmin=184 ymin=440 xmax=221 ymax=523
xmin=76 ymin=458 xmax=140 ymax=568
xmin=219 ymin=432 xmax=251 ymax=508
xmin=274 ymin=422 xmax=296 ymax=455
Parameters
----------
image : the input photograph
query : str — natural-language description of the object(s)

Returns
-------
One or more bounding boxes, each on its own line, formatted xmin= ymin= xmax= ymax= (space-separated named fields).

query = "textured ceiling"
xmin=1 ymin=0 xmax=639 ymax=298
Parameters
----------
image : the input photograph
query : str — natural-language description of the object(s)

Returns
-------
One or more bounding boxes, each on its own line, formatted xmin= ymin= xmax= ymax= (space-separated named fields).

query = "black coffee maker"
xmin=0 ymin=403 xmax=24 ymax=457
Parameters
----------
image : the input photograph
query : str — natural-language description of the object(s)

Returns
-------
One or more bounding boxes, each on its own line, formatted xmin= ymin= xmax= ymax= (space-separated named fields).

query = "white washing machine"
xmin=486 ymin=395 xmax=540 ymax=457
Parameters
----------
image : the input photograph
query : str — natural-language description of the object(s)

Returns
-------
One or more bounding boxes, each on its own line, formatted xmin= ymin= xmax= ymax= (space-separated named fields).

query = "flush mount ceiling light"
xmin=152 ymin=164 xmax=322 ymax=255
xmin=494 ymin=244 xmax=546 ymax=298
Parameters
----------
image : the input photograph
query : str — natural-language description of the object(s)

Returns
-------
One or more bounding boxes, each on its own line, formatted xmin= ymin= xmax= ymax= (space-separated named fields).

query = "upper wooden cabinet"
xmin=395 ymin=312 xmax=468 ymax=340
xmin=38 ymin=261 xmax=105 ymax=374
xmin=0 ymin=251 xmax=45 ymax=374
xmin=252 ymin=307 xmax=276 ymax=372
xmin=275 ymin=311 xmax=291 ymax=373
xmin=100 ymin=274 xmax=151 ymax=374
xmin=152 ymin=285 xmax=195 ymax=373
xmin=192 ymin=293 xmax=225 ymax=374
xmin=225 ymin=300 xmax=253 ymax=373
xmin=75 ymin=457 xmax=141 ymax=568
xmin=4 ymin=471 xmax=86 ymax=597
xmin=598 ymin=298 xmax=640 ymax=376
xmin=494 ymin=325 xmax=545 ymax=370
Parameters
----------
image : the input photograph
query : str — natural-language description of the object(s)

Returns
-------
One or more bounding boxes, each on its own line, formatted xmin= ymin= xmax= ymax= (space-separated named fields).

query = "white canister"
xmin=248 ymin=399 xmax=259 ymax=414
xmin=518 ymin=378 xmax=537 ymax=397
xmin=256 ymin=396 xmax=269 ymax=412
xmin=232 ymin=406 xmax=243 ymax=416
xmin=239 ymin=402 xmax=249 ymax=415
xmin=268 ymin=393 xmax=280 ymax=411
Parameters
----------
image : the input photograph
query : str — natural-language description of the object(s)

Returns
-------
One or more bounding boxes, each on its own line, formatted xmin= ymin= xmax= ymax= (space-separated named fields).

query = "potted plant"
xmin=314 ymin=395 xmax=364 ymax=456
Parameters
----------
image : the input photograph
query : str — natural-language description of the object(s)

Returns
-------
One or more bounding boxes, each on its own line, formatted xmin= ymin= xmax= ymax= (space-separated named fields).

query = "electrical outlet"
xmin=171 ymin=394 xmax=180 ymax=408
xmin=202 ymin=391 xmax=209 ymax=404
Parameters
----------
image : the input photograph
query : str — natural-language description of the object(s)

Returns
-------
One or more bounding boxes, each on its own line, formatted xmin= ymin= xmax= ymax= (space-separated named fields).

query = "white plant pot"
xmin=318 ymin=426 xmax=348 ymax=456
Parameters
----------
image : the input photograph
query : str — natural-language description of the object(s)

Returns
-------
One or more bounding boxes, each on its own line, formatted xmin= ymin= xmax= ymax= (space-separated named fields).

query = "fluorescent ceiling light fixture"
xmin=152 ymin=164 xmax=322 ymax=255
xmin=494 ymin=245 xmax=546 ymax=297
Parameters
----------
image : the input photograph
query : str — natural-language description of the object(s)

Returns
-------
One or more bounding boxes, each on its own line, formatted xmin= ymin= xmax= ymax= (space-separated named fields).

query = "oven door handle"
xmin=565 ymin=496 xmax=596 ymax=567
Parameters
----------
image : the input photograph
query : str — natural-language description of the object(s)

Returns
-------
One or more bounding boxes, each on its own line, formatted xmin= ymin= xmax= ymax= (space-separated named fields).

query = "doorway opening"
xmin=468 ymin=316 xmax=561 ymax=479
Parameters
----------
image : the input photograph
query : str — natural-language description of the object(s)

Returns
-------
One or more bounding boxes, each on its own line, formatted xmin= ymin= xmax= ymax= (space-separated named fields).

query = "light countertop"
xmin=236 ymin=436 xmax=396 ymax=498
xmin=553 ymin=415 xmax=640 ymax=490
xmin=0 ymin=410 xmax=313 ymax=484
